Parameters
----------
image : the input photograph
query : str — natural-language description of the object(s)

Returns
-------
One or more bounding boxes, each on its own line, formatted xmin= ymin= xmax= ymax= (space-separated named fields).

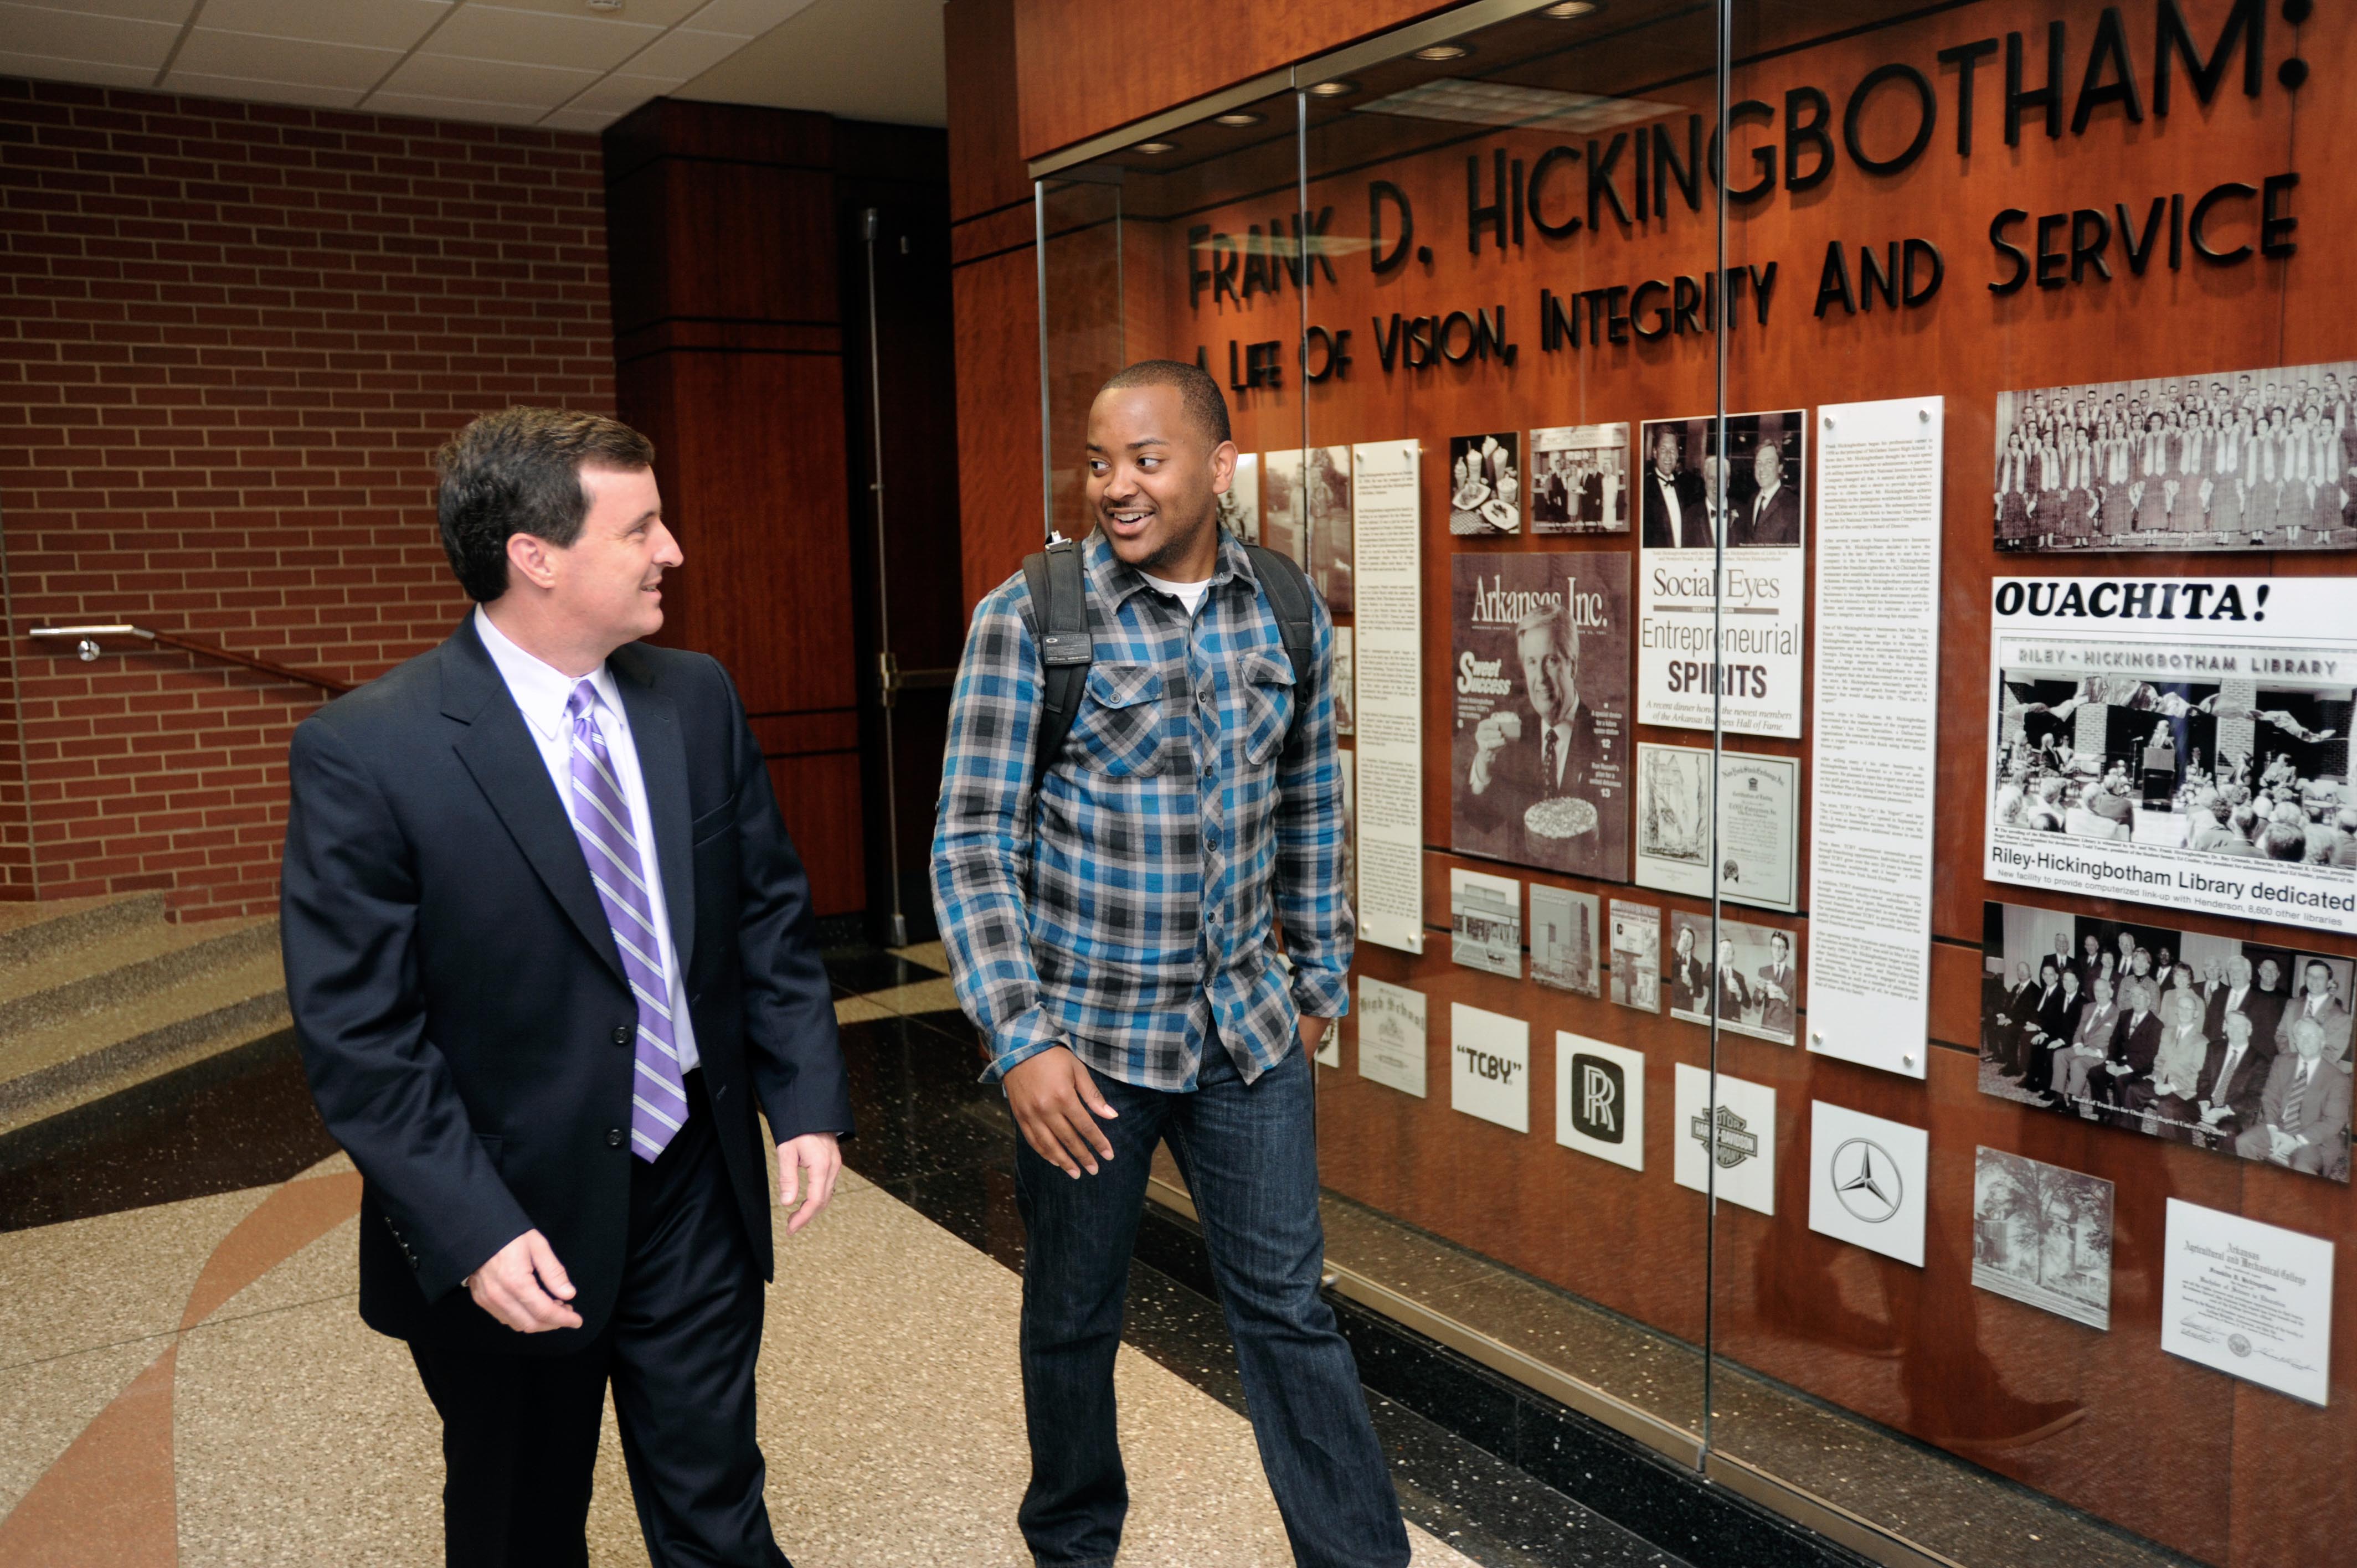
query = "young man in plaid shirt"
xmin=931 ymin=360 xmax=1407 ymax=1568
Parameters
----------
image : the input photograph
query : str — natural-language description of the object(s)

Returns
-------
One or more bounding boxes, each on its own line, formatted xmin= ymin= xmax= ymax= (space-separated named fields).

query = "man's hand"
xmin=1299 ymin=1015 xmax=1330 ymax=1057
xmin=467 ymin=1229 xmax=581 ymax=1334
xmin=1005 ymin=1046 xmax=1118 ymax=1178
xmin=1469 ymin=711 xmax=1522 ymax=794
xmin=778 ymin=1132 xmax=842 ymax=1236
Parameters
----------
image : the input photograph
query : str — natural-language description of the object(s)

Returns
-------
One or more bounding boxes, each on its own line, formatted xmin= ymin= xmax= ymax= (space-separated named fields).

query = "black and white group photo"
xmin=1529 ymin=423 xmax=1628 ymax=533
xmin=1993 ymin=363 xmax=2357 ymax=553
xmin=1993 ymin=667 xmax=2355 ymax=864
xmin=1979 ymin=899 xmax=2353 ymax=1182
xmin=1665 ymin=910 xmax=1799 ymax=1045
xmin=1636 ymin=410 xmax=1804 ymax=550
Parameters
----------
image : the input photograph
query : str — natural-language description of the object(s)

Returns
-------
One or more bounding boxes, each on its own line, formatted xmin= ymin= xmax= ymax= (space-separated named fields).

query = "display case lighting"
xmin=1306 ymin=79 xmax=1358 ymax=97
xmin=1541 ymin=1 xmax=1599 ymax=17
xmin=1133 ymin=140 xmax=1179 ymax=154
xmin=1213 ymin=111 xmax=1265 ymax=126
xmin=1412 ymin=43 xmax=1474 ymax=60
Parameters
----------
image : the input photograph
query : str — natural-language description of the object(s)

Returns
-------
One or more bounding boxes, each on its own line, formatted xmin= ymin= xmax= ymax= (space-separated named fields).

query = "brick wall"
xmin=0 ymin=78 xmax=614 ymax=917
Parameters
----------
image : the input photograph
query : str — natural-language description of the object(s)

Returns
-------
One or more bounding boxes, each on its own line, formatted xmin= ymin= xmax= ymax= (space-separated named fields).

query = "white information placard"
xmin=1356 ymin=976 xmax=1427 ymax=1097
xmin=1556 ymin=1033 xmax=1644 ymax=1171
xmin=1352 ymin=439 xmax=1424 ymax=954
xmin=1807 ymin=1100 xmax=1928 ymax=1267
xmin=1450 ymin=1002 xmax=1530 ymax=1133
xmin=1672 ymin=1062 xmax=1775 ymax=1215
xmin=1807 ymin=396 xmax=1943 ymax=1078
xmin=2162 ymin=1198 xmax=2334 ymax=1406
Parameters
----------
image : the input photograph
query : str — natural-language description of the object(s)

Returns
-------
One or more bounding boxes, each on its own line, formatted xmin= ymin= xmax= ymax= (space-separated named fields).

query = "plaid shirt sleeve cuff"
xmin=981 ymin=1007 xmax=1067 ymax=1085
xmin=1291 ymin=962 xmax=1350 ymax=1020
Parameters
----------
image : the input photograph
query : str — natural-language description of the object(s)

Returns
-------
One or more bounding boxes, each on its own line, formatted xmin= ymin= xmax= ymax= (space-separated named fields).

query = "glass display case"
xmin=1033 ymin=2 xmax=2355 ymax=1562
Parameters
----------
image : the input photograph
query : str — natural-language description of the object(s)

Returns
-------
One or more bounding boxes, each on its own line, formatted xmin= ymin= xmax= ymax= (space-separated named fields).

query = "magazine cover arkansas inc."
xmin=1451 ymin=552 xmax=1632 ymax=880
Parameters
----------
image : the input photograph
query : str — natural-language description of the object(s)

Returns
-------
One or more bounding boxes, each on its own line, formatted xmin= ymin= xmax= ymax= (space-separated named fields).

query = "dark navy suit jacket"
xmin=281 ymin=617 xmax=851 ymax=1354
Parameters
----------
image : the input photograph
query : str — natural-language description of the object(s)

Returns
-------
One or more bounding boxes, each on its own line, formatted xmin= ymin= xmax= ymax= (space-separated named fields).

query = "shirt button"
xmin=1205 ymin=826 xmax=1219 ymax=849
xmin=612 ymin=1025 xmax=632 ymax=1046
xmin=606 ymin=1128 xmax=625 ymax=1148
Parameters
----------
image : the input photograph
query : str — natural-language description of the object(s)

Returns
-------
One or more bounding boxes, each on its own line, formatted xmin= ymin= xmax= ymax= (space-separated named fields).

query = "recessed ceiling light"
xmin=1541 ymin=1 xmax=1598 ymax=16
xmin=1133 ymin=140 xmax=1178 ymax=154
xmin=1412 ymin=43 xmax=1473 ymax=61
xmin=1213 ymin=110 xmax=1265 ymax=126
xmin=585 ymin=0 xmax=623 ymax=11
xmin=1306 ymin=79 xmax=1358 ymax=97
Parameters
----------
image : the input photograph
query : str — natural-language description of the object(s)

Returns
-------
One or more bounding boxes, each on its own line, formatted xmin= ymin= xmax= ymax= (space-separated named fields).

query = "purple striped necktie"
xmin=567 ymin=679 xmax=686 ymax=1161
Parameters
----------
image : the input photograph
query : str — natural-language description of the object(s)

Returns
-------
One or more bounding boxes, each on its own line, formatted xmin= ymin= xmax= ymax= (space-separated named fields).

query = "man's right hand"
xmin=466 ymin=1229 xmax=581 ymax=1333
xmin=1470 ymin=710 xmax=1521 ymax=794
xmin=1005 ymin=1046 xmax=1119 ymax=1178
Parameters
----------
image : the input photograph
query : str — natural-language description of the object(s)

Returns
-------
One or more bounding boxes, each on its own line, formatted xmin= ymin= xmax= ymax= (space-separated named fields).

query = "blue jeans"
xmin=1012 ymin=1035 xmax=1408 ymax=1568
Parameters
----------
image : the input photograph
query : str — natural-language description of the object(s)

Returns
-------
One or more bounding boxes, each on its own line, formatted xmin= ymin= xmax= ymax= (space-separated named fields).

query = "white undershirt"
xmin=1139 ymin=571 xmax=1212 ymax=616
xmin=474 ymin=607 xmax=701 ymax=1072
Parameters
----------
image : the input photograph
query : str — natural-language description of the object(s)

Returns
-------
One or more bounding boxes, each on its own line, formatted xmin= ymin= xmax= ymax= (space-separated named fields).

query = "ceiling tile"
xmin=0 ymin=49 xmax=161 ymax=89
xmin=472 ymin=0 xmax=706 ymax=24
xmin=559 ymin=71 xmax=678 ymax=115
xmin=540 ymin=106 xmax=621 ymax=132
xmin=364 ymin=90 xmax=548 ymax=126
xmin=0 ymin=3 xmax=182 ymax=69
xmin=685 ymin=0 xmax=822 ymax=38
xmin=194 ymin=0 xmax=450 ymax=53
xmin=424 ymin=5 xmax=662 ymax=73
xmin=671 ymin=0 xmax=942 ymax=128
xmin=615 ymin=27 xmax=745 ymax=80
xmin=46 ymin=0 xmax=193 ymax=20
xmin=175 ymin=30 xmax=402 ymax=92
xmin=377 ymin=50 xmax=598 ymax=108
xmin=161 ymin=70 xmax=369 ymax=110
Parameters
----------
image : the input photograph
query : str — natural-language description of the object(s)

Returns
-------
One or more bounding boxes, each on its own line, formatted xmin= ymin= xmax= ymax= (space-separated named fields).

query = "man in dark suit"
xmin=2247 ymin=956 xmax=2291 ymax=1050
xmin=1640 ymin=426 xmax=1711 ymax=548
xmin=1460 ymin=603 xmax=1620 ymax=876
xmin=1755 ymin=932 xmax=1798 ymax=1040
xmin=1711 ymin=936 xmax=1753 ymax=1025
xmin=1736 ymin=441 xmax=1800 ymax=545
xmin=281 ymin=408 xmax=852 ymax=1567
xmin=1578 ymin=464 xmax=1604 ymax=524
xmin=2097 ymin=979 xmax=2164 ymax=1127
xmin=2193 ymin=1010 xmax=2272 ymax=1148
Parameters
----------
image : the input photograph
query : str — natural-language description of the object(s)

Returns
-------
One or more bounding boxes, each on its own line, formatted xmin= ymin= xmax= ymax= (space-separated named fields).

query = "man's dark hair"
xmin=1097 ymin=359 xmax=1232 ymax=448
xmin=2263 ymin=823 xmax=2308 ymax=862
xmin=434 ymin=407 xmax=656 ymax=601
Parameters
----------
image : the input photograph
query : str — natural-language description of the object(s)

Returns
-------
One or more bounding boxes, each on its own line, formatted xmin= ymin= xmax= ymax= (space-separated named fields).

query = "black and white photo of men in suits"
xmin=1639 ymin=412 xmax=1805 ymax=552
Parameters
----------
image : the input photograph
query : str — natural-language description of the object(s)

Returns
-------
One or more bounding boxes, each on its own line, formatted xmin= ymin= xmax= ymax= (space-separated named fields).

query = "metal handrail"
xmin=28 ymin=623 xmax=354 ymax=697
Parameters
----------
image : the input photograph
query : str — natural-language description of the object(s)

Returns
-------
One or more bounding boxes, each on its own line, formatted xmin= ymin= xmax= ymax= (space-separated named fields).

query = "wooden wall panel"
xmin=945 ymin=0 xmax=1030 ymax=221
xmin=951 ymin=224 xmax=1043 ymax=615
xmin=608 ymin=99 xmax=866 ymax=917
xmin=1010 ymin=0 xmax=1453 ymax=161
xmin=767 ymin=751 xmax=864 ymax=916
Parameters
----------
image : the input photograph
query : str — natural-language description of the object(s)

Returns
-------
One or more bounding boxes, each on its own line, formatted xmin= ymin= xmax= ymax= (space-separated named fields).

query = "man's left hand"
xmin=1299 ymin=1016 xmax=1330 ymax=1056
xmin=778 ymin=1132 xmax=842 ymax=1236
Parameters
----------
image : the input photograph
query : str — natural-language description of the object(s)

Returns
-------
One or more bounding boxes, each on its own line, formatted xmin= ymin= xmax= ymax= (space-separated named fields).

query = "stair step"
xmin=0 ymin=915 xmax=280 ymax=1036
xmin=0 ymin=893 xmax=168 ymax=971
xmin=0 ymin=949 xmax=291 ymax=1137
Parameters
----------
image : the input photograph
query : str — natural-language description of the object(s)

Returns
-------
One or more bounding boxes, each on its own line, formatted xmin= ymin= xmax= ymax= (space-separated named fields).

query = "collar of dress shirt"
xmin=1087 ymin=526 xmax=1255 ymax=612
xmin=474 ymin=604 xmax=624 ymax=742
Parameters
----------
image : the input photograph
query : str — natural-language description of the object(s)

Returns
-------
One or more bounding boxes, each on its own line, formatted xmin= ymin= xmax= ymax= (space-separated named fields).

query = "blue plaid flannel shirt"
xmin=929 ymin=529 xmax=1352 ymax=1091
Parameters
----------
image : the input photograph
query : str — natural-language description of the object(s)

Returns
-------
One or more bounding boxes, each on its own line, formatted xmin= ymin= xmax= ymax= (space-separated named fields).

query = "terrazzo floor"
xmin=0 ymin=936 xmax=1676 ymax=1568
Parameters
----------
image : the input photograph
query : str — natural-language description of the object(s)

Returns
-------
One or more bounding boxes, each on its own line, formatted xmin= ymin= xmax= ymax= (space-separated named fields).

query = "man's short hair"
xmin=434 ymin=408 xmax=655 ymax=602
xmin=2263 ymin=823 xmax=2308 ymax=861
xmin=1516 ymin=602 xmax=1578 ymax=662
xmin=1096 ymin=359 xmax=1232 ymax=447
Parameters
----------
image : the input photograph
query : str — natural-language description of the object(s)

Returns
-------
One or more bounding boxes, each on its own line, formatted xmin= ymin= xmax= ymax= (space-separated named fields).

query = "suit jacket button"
xmin=612 ymin=1025 xmax=632 ymax=1046
xmin=607 ymin=1128 xmax=625 ymax=1148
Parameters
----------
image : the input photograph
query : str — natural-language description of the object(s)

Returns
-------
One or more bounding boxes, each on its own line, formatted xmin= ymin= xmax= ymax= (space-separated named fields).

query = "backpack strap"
xmin=1022 ymin=538 xmax=1093 ymax=789
xmin=1242 ymin=543 xmax=1316 ymax=692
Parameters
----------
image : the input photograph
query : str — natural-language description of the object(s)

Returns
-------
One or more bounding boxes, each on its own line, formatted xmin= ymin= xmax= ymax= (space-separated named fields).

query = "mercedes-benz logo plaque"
xmin=1808 ymin=1101 xmax=1927 ymax=1266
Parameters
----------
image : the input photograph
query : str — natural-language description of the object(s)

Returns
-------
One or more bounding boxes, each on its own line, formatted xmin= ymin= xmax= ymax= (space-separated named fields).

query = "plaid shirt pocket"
xmin=1072 ymin=662 xmax=1166 ymax=776
xmin=1238 ymin=649 xmax=1296 ymax=766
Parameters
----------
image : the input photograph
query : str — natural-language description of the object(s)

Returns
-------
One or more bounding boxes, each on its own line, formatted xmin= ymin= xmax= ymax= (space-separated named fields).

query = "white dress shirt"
xmin=475 ymin=607 xmax=700 ymax=1072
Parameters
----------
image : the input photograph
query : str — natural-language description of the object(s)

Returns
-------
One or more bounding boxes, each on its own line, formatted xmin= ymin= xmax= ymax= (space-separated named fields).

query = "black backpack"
xmin=1021 ymin=536 xmax=1316 ymax=789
